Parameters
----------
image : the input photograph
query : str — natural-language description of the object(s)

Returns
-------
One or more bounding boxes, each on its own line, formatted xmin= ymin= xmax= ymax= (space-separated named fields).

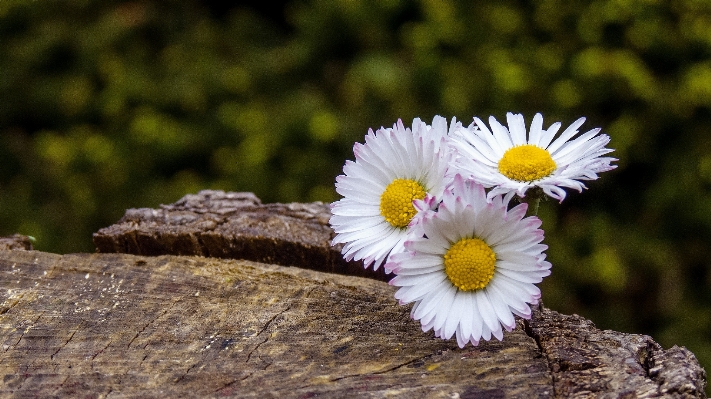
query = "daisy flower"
xmin=386 ymin=175 xmax=551 ymax=347
xmin=449 ymin=112 xmax=617 ymax=203
xmin=329 ymin=116 xmax=464 ymax=271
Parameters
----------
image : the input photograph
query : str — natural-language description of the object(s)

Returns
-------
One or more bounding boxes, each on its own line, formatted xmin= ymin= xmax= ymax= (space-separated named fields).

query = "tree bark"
xmin=93 ymin=190 xmax=388 ymax=282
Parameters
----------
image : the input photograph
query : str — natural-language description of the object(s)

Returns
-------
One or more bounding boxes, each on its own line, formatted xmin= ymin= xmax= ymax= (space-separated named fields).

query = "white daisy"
xmin=385 ymin=174 xmax=551 ymax=347
xmin=330 ymin=116 xmax=464 ymax=271
xmin=449 ymin=112 xmax=617 ymax=203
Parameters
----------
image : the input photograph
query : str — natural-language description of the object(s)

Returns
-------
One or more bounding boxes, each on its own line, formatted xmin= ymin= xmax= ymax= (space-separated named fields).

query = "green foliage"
xmin=1 ymin=0 xmax=710 ymax=387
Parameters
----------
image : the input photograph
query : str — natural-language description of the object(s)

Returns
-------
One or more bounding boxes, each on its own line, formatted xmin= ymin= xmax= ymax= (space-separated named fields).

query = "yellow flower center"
xmin=498 ymin=144 xmax=557 ymax=182
xmin=443 ymin=238 xmax=496 ymax=291
xmin=379 ymin=178 xmax=427 ymax=228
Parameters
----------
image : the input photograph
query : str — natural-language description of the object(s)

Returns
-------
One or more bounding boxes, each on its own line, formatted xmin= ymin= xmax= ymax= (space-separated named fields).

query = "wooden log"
xmin=0 ymin=249 xmax=705 ymax=397
xmin=93 ymin=190 xmax=388 ymax=282
xmin=0 ymin=190 xmax=703 ymax=397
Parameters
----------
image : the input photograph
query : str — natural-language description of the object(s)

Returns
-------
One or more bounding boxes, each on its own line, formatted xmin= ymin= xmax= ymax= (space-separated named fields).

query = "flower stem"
xmin=520 ymin=187 xmax=544 ymax=217
xmin=530 ymin=197 xmax=541 ymax=216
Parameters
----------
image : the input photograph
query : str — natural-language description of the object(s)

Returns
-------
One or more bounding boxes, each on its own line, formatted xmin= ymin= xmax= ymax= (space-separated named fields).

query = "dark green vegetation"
xmin=0 ymin=0 xmax=709 ymax=388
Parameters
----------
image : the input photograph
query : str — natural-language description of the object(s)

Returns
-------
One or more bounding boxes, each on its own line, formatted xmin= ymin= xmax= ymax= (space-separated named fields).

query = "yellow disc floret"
xmin=498 ymin=144 xmax=557 ymax=182
xmin=443 ymin=238 xmax=496 ymax=291
xmin=379 ymin=178 xmax=427 ymax=228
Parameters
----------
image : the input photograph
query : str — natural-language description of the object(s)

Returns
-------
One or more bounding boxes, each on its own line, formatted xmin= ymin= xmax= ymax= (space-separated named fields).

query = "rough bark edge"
xmin=524 ymin=305 xmax=707 ymax=398
xmin=649 ymin=345 xmax=708 ymax=397
xmin=92 ymin=190 xmax=389 ymax=282
xmin=0 ymin=234 xmax=33 ymax=251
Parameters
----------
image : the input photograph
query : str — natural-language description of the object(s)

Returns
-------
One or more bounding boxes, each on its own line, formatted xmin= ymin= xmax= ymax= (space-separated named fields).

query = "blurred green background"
xmin=1 ymin=0 xmax=709 ymax=387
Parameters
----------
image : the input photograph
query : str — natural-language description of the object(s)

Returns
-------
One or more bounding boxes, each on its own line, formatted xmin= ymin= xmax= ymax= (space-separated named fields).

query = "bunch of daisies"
xmin=329 ymin=113 xmax=616 ymax=347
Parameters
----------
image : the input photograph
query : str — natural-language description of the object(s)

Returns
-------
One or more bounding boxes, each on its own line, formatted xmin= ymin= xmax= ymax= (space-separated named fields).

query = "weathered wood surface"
xmin=0 ymin=249 xmax=705 ymax=398
xmin=1 ymin=250 xmax=551 ymax=398
xmin=527 ymin=308 xmax=707 ymax=397
xmin=93 ymin=190 xmax=388 ymax=282
xmin=2 ymin=190 xmax=706 ymax=397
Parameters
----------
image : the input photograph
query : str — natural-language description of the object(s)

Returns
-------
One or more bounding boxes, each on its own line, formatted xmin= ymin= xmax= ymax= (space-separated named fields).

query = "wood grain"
xmin=0 ymin=189 xmax=705 ymax=397
xmin=0 ymin=250 xmax=705 ymax=397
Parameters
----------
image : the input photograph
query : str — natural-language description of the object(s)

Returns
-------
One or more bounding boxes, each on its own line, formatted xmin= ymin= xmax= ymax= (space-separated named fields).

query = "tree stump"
xmin=93 ymin=190 xmax=388 ymax=282
xmin=0 ymin=191 xmax=705 ymax=397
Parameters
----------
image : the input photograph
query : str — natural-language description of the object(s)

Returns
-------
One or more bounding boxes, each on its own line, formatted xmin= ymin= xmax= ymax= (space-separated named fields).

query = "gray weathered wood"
xmin=1 ymin=250 xmax=552 ymax=398
xmin=0 ymin=249 xmax=705 ymax=397
xmin=2 ymin=189 xmax=707 ymax=397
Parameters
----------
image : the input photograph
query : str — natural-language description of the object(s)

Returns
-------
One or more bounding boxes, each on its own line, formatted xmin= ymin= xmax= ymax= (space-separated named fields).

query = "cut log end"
xmin=93 ymin=189 xmax=390 ymax=282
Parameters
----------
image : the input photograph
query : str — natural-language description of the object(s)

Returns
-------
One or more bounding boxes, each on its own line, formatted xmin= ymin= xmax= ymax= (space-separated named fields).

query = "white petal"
xmin=496 ymin=268 xmax=544 ymax=284
xmin=475 ymin=290 xmax=500 ymax=334
xmin=390 ymin=271 xmax=445 ymax=289
xmin=459 ymin=292 xmax=475 ymax=342
xmin=546 ymin=116 xmax=586 ymax=153
xmin=485 ymin=287 xmax=515 ymax=330
xmin=538 ymin=121 xmax=562 ymax=149
xmin=330 ymin=215 xmax=385 ymax=233
xmin=474 ymin=117 xmax=506 ymax=158
xmin=431 ymin=284 xmax=458 ymax=333
xmin=442 ymin=292 xmax=467 ymax=340
xmin=331 ymin=201 xmax=380 ymax=217
xmin=470 ymin=294 xmax=484 ymax=340
xmin=527 ymin=113 xmax=544 ymax=146
xmin=506 ymin=112 xmax=527 ymax=146
xmin=394 ymin=273 xmax=448 ymax=303
xmin=411 ymin=278 xmax=454 ymax=320
xmin=396 ymin=253 xmax=443 ymax=270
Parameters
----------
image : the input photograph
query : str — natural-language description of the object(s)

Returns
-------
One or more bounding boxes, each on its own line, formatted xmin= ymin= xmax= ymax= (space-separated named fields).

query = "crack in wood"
xmin=372 ymin=357 xmax=426 ymax=375
xmin=301 ymin=286 xmax=319 ymax=301
xmin=641 ymin=341 xmax=705 ymax=397
xmin=640 ymin=339 xmax=657 ymax=380
xmin=8 ymin=311 xmax=45 ymax=352
xmin=213 ymin=379 xmax=240 ymax=394
xmin=173 ymin=362 xmax=198 ymax=383
xmin=90 ymin=340 xmax=113 ymax=370
xmin=7 ymin=333 xmax=23 ymax=353
xmin=256 ymin=305 xmax=291 ymax=337
xmin=126 ymin=301 xmax=177 ymax=349
xmin=245 ymin=305 xmax=291 ymax=364
xmin=522 ymin=317 xmax=557 ymax=386
xmin=51 ymin=324 xmax=81 ymax=360
xmin=246 ymin=336 xmax=270 ymax=364
xmin=195 ymin=235 xmax=212 ymax=258
xmin=212 ymin=372 xmax=253 ymax=394
xmin=0 ymin=293 xmax=23 ymax=315
xmin=329 ymin=357 xmax=427 ymax=382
